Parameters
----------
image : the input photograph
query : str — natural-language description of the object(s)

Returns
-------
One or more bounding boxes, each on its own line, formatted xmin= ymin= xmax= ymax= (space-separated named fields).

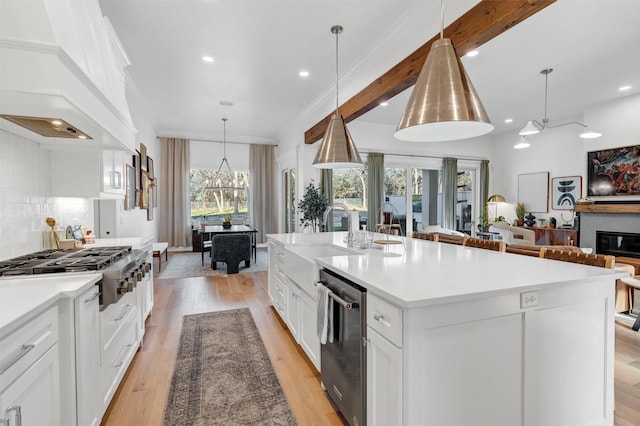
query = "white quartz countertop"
xmin=84 ymin=236 xmax=153 ymax=250
xmin=0 ymin=273 xmax=101 ymax=337
xmin=267 ymin=232 xmax=626 ymax=308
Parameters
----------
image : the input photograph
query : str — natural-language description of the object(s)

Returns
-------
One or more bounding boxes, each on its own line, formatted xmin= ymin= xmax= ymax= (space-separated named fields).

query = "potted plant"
xmin=515 ymin=202 xmax=526 ymax=226
xmin=298 ymin=180 xmax=329 ymax=232
xmin=223 ymin=215 xmax=232 ymax=229
xmin=477 ymin=203 xmax=489 ymax=232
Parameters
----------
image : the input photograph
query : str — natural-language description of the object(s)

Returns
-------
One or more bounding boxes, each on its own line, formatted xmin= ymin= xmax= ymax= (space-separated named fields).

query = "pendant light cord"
xmin=335 ymin=27 xmax=340 ymax=112
xmin=440 ymin=0 xmax=444 ymax=39
xmin=222 ymin=117 xmax=227 ymax=158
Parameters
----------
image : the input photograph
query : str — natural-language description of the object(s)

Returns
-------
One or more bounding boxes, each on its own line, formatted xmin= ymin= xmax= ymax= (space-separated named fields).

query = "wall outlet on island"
xmin=520 ymin=291 xmax=538 ymax=308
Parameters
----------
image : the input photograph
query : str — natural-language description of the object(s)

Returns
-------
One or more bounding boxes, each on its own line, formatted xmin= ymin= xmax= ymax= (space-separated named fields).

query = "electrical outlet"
xmin=520 ymin=291 xmax=538 ymax=308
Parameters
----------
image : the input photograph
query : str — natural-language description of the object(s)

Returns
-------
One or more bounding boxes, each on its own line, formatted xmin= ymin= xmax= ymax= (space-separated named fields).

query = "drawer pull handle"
xmin=83 ymin=291 xmax=101 ymax=303
xmin=373 ymin=313 xmax=385 ymax=322
xmin=114 ymin=304 xmax=133 ymax=321
xmin=5 ymin=406 xmax=22 ymax=426
xmin=113 ymin=344 xmax=133 ymax=368
xmin=0 ymin=345 xmax=35 ymax=375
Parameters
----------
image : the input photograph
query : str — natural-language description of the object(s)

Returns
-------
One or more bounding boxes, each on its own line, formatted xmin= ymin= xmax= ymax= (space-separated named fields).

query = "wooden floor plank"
xmin=101 ymin=270 xmax=640 ymax=425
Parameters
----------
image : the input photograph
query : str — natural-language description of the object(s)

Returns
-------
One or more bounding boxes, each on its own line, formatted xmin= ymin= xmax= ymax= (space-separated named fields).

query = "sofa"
xmin=489 ymin=222 xmax=535 ymax=245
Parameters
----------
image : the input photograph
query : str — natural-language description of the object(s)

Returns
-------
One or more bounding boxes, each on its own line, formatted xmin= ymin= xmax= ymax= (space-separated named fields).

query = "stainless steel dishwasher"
xmin=318 ymin=268 xmax=367 ymax=426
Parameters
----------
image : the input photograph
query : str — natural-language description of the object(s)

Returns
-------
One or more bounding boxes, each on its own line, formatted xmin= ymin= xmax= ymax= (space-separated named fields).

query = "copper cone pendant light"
xmin=313 ymin=25 xmax=362 ymax=169
xmin=394 ymin=1 xmax=493 ymax=142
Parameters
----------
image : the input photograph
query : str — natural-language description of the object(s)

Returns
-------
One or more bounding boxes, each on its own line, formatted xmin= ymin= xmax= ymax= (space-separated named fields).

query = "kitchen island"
xmin=267 ymin=232 xmax=624 ymax=426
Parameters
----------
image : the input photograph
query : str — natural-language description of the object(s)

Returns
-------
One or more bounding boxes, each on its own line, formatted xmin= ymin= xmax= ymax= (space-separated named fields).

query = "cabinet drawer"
xmin=0 ymin=305 xmax=58 ymax=388
xmin=99 ymin=292 xmax=136 ymax=360
xmin=272 ymin=276 xmax=287 ymax=319
xmin=99 ymin=315 xmax=138 ymax=413
xmin=367 ymin=294 xmax=403 ymax=347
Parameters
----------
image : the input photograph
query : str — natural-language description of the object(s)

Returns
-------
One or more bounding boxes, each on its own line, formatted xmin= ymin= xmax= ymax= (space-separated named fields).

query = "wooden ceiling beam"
xmin=304 ymin=0 xmax=556 ymax=145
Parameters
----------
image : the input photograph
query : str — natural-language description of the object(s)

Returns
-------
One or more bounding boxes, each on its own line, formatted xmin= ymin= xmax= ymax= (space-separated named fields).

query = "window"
xmin=283 ymin=168 xmax=296 ymax=233
xmin=190 ymin=169 xmax=249 ymax=221
xmin=332 ymin=168 xmax=368 ymax=231
xmin=410 ymin=168 xmax=441 ymax=232
xmin=456 ymin=170 xmax=474 ymax=234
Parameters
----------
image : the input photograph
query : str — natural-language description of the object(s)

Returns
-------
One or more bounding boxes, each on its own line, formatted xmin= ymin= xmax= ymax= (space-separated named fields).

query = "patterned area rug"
xmin=163 ymin=308 xmax=297 ymax=426
xmin=155 ymin=248 xmax=267 ymax=280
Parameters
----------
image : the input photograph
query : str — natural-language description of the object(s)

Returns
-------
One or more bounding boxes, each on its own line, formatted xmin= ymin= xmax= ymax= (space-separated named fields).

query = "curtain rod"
xmin=156 ymin=136 xmax=277 ymax=147
xmin=358 ymin=148 xmax=487 ymax=163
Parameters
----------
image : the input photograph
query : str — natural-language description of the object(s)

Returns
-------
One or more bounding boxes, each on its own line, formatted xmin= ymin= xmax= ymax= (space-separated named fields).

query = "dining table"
xmin=198 ymin=224 xmax=258 ymax=261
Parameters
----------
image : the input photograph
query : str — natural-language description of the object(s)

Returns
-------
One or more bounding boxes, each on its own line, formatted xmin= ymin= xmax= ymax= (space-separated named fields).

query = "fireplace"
xmin=596 ymin=231 xmax=640 ymax=259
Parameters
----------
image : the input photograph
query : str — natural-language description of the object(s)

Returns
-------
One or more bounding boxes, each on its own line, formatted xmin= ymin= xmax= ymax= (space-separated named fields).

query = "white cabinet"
xmin=298 ymin=290 xmax=320 ymax=369
xmin=286 ymin=282 xmax=301 ymax=341
xmin=74 ymin=286 xmax=101 ymax=426
xmin=268 ymin=240 xmax=320 ymax=371
xmin=366 ymin=327 xmax=402 ymax=426
xmin=50 ymin=150 xmax=127 ymax=198
xmin=0 ymin=306 xmax=60 ymax=426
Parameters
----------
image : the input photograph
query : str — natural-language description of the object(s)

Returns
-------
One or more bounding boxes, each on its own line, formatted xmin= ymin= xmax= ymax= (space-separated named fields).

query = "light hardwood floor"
xmin=102 ymin=255 xmax=640 ymax=425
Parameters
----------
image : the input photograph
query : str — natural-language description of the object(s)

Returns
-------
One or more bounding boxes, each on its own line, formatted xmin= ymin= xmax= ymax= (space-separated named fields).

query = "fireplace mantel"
xmin=574 ymin=204 xmax=640 ymax=213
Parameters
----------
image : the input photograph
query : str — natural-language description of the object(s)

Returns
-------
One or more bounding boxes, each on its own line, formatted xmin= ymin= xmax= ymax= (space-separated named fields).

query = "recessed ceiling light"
xmin=619 ymin=85 xmax=632 ymax=91
xmin=380 ymin=102 xmax=389 ymax=107
xmin=504 ymin=118 xmax=513 ymax=123
xmin=298 ymin=70 xmax=309 ymax=78
xmin=465 ymin=50 xmax=479 ymax=57
xmin=202 ymin=56 xmax=214 ymax=63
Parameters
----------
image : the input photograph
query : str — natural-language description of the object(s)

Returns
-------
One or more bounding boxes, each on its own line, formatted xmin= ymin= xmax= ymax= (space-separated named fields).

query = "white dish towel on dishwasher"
xmin=316 ymin=283 xmax=334 ymax=344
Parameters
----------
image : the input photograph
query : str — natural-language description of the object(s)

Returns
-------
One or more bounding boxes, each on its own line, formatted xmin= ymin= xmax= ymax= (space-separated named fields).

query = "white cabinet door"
xmin=50 ymin=150 xmax=126 ymax=198
xmin=101 ymin=150 xmax=126 ymax=196
xmin=74 ymin=287 xmax=101 ymax=426
xmin=286 ymin=284 xmax=300 ymax=341
xmin=366 ymin=327 xmax=402 ymax=426
xmin=0 ymin=345 xmax=61 ymax=426
xmin=298 ymin=290 xmax=320 ymax=370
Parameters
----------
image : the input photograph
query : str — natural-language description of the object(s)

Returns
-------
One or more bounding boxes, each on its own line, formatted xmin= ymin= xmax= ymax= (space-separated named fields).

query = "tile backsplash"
xmin=0 ymin=129 xmax=92 ymax=260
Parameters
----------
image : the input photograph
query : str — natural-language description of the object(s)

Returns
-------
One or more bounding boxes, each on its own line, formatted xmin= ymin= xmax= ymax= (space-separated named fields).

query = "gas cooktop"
xmin=0 ymin=246 xmax=132 ymax=276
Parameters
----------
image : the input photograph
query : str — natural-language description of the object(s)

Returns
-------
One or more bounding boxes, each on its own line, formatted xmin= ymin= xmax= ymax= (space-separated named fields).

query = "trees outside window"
xmin=190 ymin=169 xmax=249 ymax=219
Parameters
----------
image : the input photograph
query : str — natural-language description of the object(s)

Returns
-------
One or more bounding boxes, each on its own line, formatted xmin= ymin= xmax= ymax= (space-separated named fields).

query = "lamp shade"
xmin=312 ymin=114 xmax=363 ymax=169
xmin=513 ymin=136 xmax=531 ymax=149
xmin=579 ymin=126 xmax=602 ymax=139
xmin=394 ymin=38 xmax=493 ymax=142
xmin=487 ymin=194 xmax=506 ymax=203
xmin=519 ymin=121 xmax=540 ymax=136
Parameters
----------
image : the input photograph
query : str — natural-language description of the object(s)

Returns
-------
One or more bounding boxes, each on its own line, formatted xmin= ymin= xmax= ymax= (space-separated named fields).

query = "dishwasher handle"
xmin=315 ymin=282 xmax=357 ymax=310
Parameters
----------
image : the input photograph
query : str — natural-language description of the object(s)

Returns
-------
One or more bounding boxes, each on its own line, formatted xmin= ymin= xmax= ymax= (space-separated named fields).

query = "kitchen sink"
xmin=283 ymin=244 xmax=362 ymax=296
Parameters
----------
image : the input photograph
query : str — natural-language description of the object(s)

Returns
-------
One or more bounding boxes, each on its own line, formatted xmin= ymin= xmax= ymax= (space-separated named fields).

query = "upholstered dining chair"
xmin=211 ymin=234 xmax=251 ymax=274
xmin=542 ymin=249 xmax=615 ymax=268
xmin=201 ymin=235 xmax=212 ymax=266
xmin=411 ymin=231 xmax=438 ymax=242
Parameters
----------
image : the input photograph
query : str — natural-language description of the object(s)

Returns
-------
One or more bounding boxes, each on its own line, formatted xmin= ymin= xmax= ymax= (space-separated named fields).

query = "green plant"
xmin=515 ymin=202 xmax=526 ymax=219
xmin=297 ymin=180 xmax=329 ymax=231
xmin=494 ymin=215 xmax=507 ymax=222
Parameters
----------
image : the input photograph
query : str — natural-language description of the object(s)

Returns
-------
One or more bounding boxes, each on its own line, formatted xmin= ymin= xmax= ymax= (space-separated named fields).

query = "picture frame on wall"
xmin=124 ymin=164 xmax=136 ymax=210
xmin=133 ymin=151 xmax=142 ymax=192
xmin=140 ymin=171 xmax=149 ymax=209
xmin=587 ymin=144 xmax=640 ymax=196
xmin=147 ymin=186 xmax=154 ymax=221
xmin=518 ymin=172 xmax=549 ymax=213
xmin=552 ymin=176 xmax=582 ymax=210
xmin=147 ymin=156 xmax=154 ymax=180
xmin=139 ymin=143 xmax=147 ymax=171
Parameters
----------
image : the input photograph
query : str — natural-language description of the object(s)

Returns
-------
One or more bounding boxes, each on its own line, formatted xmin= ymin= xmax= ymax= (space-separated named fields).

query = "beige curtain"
xmin=367 ymin=152 xmax=384 ymax=231
xmin=442 ymin=157 xmax=458 ymax=230
xmin=250 ymin=144 xmax=276 ymax=243
xmin=159 ymin=137 xmax=191 ymax=247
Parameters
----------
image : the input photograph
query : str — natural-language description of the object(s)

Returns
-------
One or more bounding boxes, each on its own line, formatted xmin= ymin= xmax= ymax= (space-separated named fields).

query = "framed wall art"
xmin=518 ymin=172 xmax=549 ymax=213
xmin=147 ymin=156 xmax=154 ymax=180
xmin=552 ymin=176 xmax=582 ymax=210
xmin=587 ymin=144 xmax=640 ymax=196
xmin=124 ymin=164 xmax=136 ymax=210
xmin=139 ymin=143 xmax=147 ymax=171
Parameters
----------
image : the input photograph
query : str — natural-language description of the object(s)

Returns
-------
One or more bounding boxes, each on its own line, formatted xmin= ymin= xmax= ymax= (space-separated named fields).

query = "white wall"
xmin=0 ymin=129 xmax=92 ymax=259
xmin=490 ymin=93 xmax=640 ymax=227
xmin=190 ymin=140 xmax=249 ymax=170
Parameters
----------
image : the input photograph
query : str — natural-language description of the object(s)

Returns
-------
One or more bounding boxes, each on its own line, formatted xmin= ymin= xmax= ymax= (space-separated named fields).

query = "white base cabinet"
xmin=0 ymin=306 xmax=60 ymax=426
xmin=268 ymin=241 xmax=320 ymax=371
xmin=367 ymin=278 xmax=615 ymax=426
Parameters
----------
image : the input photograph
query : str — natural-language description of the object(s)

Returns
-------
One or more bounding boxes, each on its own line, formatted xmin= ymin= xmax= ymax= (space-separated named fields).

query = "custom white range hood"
xmin=0 ymin=0 xmax=136 ymax=150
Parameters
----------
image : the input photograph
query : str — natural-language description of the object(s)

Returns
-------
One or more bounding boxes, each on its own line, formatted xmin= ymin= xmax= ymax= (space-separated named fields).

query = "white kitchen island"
xmin=267 ymin=232 xmax=625 ymax=426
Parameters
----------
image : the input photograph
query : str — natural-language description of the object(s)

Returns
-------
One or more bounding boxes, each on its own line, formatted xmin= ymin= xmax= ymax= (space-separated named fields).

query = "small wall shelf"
xmin=574 ymin=204 xmax=640 ymax=213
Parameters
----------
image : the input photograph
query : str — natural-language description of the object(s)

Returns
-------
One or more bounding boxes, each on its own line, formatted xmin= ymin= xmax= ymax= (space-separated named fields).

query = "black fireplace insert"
xmin=596 ymin=231 xmax=640 ymax=259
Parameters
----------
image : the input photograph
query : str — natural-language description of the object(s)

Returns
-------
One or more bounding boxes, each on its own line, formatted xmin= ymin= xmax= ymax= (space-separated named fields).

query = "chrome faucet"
xmin=323 ymin=203 xmax=354 ymax=247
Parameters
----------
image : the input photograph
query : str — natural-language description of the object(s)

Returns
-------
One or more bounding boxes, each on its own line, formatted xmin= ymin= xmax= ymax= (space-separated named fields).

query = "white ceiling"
xmin=99 ymin=0 xmax=640 ymax=145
